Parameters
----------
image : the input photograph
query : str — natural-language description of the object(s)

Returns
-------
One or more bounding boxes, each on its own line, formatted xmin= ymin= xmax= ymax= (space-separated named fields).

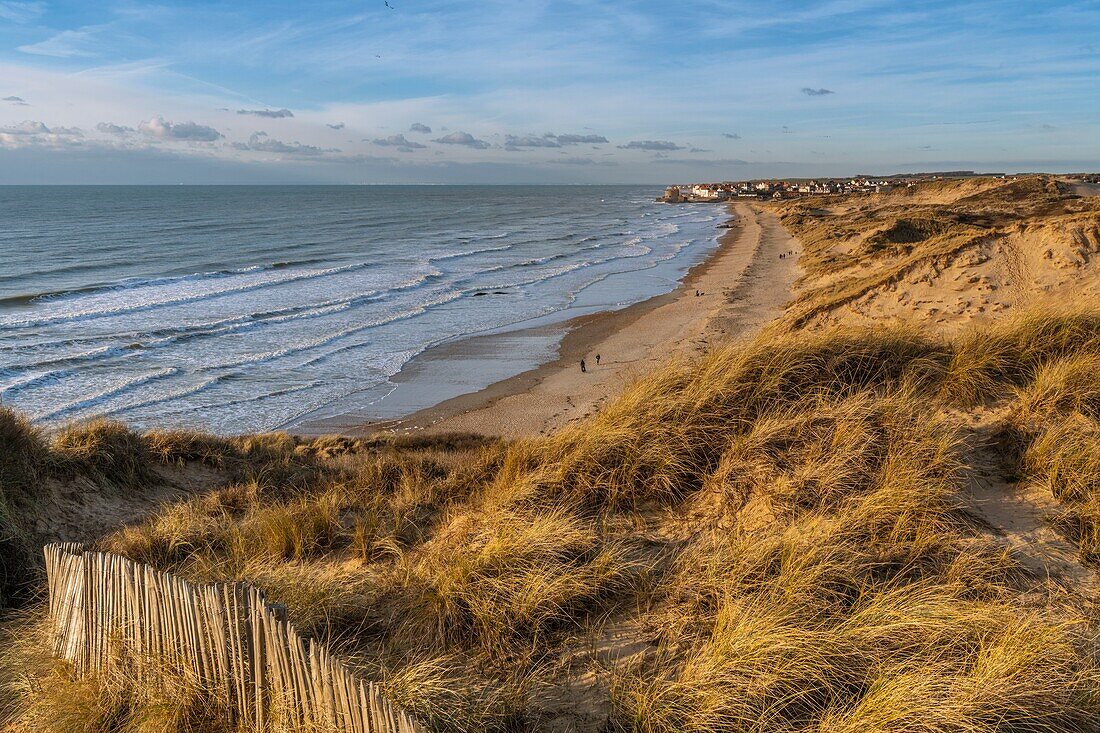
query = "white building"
xmin=691 ymin=185 xmax=728 ymax=201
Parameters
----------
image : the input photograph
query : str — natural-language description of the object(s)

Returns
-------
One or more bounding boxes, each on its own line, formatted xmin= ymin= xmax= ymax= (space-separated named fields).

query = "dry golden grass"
xmin=0 ymin=407 xmax=46 ymax=497
xmin=6 ymin=307 xmax=1100 ymax=732
xmin=945 ymin=308 xmax=1100 ymax=406
xmin=1018 ymin=409 xmax=1100 ymax=563
xmin=1015 ymin=353 xmax=1100 ymax=421
xmin=48 ymin=418 xmax=154 ymax=488
xmin=0 ymin=409 xmax=48 ymax=603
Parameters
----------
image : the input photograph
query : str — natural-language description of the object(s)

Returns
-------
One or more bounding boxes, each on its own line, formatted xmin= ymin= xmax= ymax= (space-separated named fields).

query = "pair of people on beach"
xmin=580 ymin=353 xmax=600 ymax=372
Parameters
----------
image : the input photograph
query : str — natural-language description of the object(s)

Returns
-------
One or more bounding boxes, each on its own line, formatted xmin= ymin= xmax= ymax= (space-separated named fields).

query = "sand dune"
xmin=772 ymin=175 xmax=1100 ymax=332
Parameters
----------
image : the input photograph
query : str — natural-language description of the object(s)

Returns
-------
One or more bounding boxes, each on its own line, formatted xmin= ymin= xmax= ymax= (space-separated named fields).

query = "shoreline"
xmin=295 ymin=201 xmax=801 ymax=438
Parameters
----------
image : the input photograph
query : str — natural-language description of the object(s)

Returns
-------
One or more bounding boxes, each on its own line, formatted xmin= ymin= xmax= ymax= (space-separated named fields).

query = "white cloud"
xmin=0 ymin=120 xmax=86 ymax=150
xmin=433 ymin=131 xmax=490 ymax=149
xmin=326 ymin=122 xmax=345 ymax=130
xmin=409 ymin=122 xmax=432 ymax=133
xmin=555 ymin=133 xmax=608 ymax=144
xmin=504 ymin=132 xmax=610 ymax=149
xmin=0 ymin=1 xmax=45 ymax=23
xmin=232 ymin=131 xmax=333 ymax=156
xmin=504 ymin=133 xmax=561 ymax=149
xmin=17 ymin=28 xmax=102 ymax=58
xmin=237 ymin=108 xmax=294 ymax=118
xmin=96 ymin=122 xmax=135 ymax=134
xmin=617 ymin=140 xmax=684 ymax=151
xmin=139 ymin=116 xmax=222 ymax=141
xmin=371 ymin=134 xmax=425 ymax=151
xmin=1 ymin=120 xmax=49 ymax=135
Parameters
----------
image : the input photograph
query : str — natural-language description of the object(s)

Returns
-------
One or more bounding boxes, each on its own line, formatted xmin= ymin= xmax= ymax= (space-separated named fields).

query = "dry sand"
xmin=343 ymin=202 xmax=801 ymax=438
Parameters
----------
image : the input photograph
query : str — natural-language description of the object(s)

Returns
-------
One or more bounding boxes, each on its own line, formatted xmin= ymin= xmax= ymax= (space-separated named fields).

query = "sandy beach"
xmin=301 ymin=202 xmax=801 ymax=438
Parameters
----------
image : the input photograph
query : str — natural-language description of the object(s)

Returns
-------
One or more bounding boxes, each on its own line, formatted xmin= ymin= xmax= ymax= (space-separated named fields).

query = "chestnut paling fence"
xmin=44 ymin=543 xmax=424 ymax=733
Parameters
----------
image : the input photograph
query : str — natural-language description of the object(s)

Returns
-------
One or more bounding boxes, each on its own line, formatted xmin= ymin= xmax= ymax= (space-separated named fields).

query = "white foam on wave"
xmin=32 ymin=367 xmax=182 ymax=422
xmin=0 ymin=260 xmax=380 ymax=330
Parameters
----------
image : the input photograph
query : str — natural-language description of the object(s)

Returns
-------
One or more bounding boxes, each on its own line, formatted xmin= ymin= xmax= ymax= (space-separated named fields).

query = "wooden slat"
xmin=41 ymin=543 xmax=425 ymax=733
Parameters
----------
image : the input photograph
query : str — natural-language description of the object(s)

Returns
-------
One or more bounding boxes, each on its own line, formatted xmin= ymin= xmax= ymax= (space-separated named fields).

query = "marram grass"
xmin=4 ymin=307 xmax=1100 ymax=732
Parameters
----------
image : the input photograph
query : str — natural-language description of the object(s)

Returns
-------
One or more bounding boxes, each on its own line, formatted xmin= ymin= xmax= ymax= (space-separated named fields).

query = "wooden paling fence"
xmin=44 ymin=543 xmax=425 ymax=733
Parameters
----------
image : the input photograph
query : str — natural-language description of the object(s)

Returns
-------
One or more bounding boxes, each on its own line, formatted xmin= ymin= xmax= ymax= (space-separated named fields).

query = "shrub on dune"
xmin=49 ymin=418 xmax=152 ymax=488
xmin=143 ymin=428 xmax=237 ymax=467
xmin=498 ymin=326 xmax=948 ymax=513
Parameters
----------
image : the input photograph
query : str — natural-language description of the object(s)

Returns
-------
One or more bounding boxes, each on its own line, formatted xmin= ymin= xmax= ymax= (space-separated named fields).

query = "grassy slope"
xmin=4 ymin=178 xmax=1100 ymax=732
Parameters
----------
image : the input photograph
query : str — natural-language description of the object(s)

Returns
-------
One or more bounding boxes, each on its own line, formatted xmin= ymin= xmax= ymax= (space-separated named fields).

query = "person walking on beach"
xmin=580 ymin=359 xmax=586 ymax=373
xmin=595 ymin=354 xmax=601 ymax=365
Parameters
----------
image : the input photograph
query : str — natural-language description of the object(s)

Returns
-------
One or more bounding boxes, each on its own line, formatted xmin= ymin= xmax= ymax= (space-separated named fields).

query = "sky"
xmin=1 ymin=0 xmax=1098 ymax=184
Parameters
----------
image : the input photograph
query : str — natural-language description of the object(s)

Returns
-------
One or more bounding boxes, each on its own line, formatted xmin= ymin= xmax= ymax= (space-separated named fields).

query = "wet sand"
xmin=297 ymin=202 xmax=801 ymax=439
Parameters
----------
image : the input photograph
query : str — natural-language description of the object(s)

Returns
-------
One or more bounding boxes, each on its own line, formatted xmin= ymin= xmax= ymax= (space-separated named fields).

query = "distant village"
xmin=659 ymin=172 xmax=1014 ymax=203
xmin=661 ymin=178 xmax=908 ymax=203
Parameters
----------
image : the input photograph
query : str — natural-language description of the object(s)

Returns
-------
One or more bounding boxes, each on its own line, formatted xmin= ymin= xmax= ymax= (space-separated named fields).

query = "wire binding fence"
xmin=44 ymin=543 xmax=424 ymax=733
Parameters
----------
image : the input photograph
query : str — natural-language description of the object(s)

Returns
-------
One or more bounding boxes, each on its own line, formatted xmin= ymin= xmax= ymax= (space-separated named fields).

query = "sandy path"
xmin=960 ymin=413 xmax=1097 ymax=600
xmin=1065 ymin=179 xmax=1100 ymax=197
xmin=398 ymin=203 xmax=802 ymax=438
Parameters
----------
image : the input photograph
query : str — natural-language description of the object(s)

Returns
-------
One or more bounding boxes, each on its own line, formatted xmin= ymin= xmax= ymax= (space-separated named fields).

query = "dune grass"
xmin=5 ymin=307 xmax=1100 ymax=731
xmin=944 ymin=308 xmax=1100 ymax=406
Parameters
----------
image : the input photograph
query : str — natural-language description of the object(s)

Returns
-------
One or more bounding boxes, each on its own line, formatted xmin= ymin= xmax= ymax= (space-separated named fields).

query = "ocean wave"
xmin=427 ymin=240 xmax=517 ymax=263
xmin=142 ymin=378 xmax=328 ymax=425
xmin=0 ymin=366 xmax=78 ymax=400
xmin=32 ymin=367 xmax=182 ymax=422
xmin=88 ymin=374 xmax=226 ymax=419
xmin=0 ymin=260 xmax=381 ymax=329
xmin=0 ymin=292 xmax=388 ymax=376
xmin=0 ymin=258 xmax=333 ymax=309
xmin=0 ymin=263 xmax=450 ymax=376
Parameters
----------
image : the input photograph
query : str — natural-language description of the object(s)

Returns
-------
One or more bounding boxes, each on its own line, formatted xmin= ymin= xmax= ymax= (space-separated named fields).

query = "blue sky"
xmin=1 ymin=0 xmax=1098 ymax=183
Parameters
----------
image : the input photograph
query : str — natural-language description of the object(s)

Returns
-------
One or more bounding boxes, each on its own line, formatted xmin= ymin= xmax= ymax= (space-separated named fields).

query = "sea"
xmin=0 ymin=186 xmax=724 ymax=434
